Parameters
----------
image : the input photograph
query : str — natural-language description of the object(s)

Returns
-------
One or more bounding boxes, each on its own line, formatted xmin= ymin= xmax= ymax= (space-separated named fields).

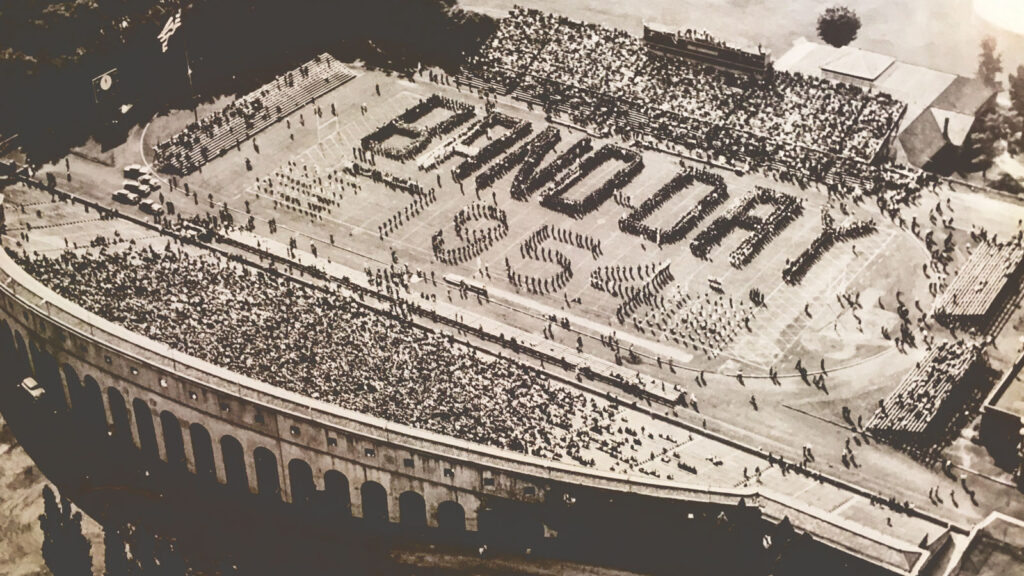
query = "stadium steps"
xmin=155 ymin=55 xmax=357 ymax=175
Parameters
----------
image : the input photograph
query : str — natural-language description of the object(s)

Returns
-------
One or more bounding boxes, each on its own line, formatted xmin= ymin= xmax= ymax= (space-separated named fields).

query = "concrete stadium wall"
xmin=0 ymin=244 xmax=936 ymax=574
xmin=0 ymin=248 xmax=752 ymax=531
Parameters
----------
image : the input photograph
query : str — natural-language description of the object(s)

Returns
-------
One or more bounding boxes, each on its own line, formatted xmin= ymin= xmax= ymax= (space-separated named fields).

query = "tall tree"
xmin=817 ymin=6 xmax=861 ymax=47
xmin=104 ymin=525 xmax=131 ymax=576
xmin=963 ymin=108 xmax=1003 ymax=177
xmin=39 ymin=485 xmax=94 ymax=576
xmin=1009 ymin=65 xmax=1024 ymax=120
xmin=978 ymin=36 xmax=1003 ymax=88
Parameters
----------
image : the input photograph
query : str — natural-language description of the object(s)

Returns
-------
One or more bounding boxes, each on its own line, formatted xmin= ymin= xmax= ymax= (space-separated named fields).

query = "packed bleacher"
xmin=934 ymin=239 xmax=1024 ymax=327
xmin=867 ymin=340 xmax=982 ymax=448
xmin=11 ymin=245 xmax=636 ymax=463
xmin=461 ymin=8 xmax=907 ymax=182
xmin=153 ymin=54 xmax=356 ymax=175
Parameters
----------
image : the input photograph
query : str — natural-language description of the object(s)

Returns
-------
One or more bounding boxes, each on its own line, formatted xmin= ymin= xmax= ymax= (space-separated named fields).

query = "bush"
xmin=989 ymin=173 xmax=1024 ymax=196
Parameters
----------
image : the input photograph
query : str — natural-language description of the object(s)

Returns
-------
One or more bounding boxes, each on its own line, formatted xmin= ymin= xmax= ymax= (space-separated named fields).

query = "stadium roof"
xmin=821 ymin=48 xmax=895 ymax=81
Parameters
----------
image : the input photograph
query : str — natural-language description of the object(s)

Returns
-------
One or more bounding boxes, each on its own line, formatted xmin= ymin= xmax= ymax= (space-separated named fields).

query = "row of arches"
xmin=0 ymin=317 xmax=468 ymax=533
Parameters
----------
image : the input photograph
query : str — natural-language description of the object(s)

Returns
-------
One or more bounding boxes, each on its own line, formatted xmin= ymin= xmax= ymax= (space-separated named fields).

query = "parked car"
xmin=123 ymin=164 xmax=150 ymax=179
xmin=138 ymin=174 xmax=162 ymax=192
xmin=20 ymin=377 xmax=45 ymax=401
xmin=112 ymin=189 xmax=140 ymax=205
xmin=122 ymin=180 xmax=152 ymax=197
xmin=139 ymin=199 xmax=165 ymax=216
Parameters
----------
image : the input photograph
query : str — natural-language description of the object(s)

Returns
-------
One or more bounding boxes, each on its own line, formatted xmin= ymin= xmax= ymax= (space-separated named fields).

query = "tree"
xmin=817 ymin=6 xmax=861 ymax=47
xmin=1009 ymin=65 xmax=1024 ymax=120
xmin=978 ymin=36 xmax=1002 ymax=88
xmin=39 ymin=485 xmax=94 ymax=576
xmin=104 ymin=525 xmax=131 ymax=576
xmin=962 ymin=108 xmax=1003 ymax=177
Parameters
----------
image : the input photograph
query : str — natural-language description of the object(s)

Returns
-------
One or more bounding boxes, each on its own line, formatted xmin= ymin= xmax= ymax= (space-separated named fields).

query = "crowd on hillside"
xmin=463 ymin=8 xmax=906 ymax=180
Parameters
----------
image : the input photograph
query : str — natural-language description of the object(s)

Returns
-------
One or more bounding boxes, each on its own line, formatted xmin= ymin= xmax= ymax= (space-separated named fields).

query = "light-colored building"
xmin=777 ymin=39 xmax=997 ymax=172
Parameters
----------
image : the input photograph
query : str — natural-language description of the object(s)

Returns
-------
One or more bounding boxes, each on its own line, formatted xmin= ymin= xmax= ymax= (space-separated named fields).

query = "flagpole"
xmin=174 ymin=1 xmax=198 ymax=125
xmin=184 ymin=47 xmax=198 ymax=124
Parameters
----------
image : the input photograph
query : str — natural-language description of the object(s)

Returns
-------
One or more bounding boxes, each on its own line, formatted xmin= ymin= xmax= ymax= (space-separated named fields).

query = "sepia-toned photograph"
xmin=1 ymin=0 xmax=1024 ymax=574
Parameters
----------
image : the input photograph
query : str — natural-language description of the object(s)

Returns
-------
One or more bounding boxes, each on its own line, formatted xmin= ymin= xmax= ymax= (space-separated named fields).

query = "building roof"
xmin=932 ymin=76 xmax=997 ymax=115
xmin=766 ymin=38 xmax=993 ymax=169
xmin=988 ymin=351 xmax=1024 ymax=419
xmin=899 ymin=109 xmax=948 ymax=169
xmin=930 ymin=108 xmax=977 ymax=147
xmin=944 ymin=512 xmax=1024 ymax=576
xmin=821 ymin=48 xmax=895 ymax=81
xmin=873 ymin=62 xmax=957 ymax=132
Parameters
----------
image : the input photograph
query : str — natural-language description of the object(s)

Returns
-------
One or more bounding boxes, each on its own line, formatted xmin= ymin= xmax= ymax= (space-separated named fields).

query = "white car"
xmin=20 ymin=377 xmax=45 ymax=401
xmin=112 ymin=189 xmax=141 ymax=205
xmin=139 ymin=199 xmax=165 ymax=216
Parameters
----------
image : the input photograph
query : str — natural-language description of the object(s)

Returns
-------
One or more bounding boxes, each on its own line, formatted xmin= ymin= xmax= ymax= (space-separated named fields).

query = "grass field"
xmin=146 ymin=71 xmax=931 ymax=376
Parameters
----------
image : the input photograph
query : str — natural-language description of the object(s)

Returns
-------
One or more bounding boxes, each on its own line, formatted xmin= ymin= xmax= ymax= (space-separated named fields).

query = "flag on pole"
xmin=158 ymin=10 xmax=182 ymax=53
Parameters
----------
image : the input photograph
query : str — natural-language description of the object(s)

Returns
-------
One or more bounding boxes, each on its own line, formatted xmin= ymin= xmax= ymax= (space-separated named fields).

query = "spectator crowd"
xmin=154 ymin=54 xmax=356 ymax=175
xmin=461 ymin=8 xmax=908 ymax=191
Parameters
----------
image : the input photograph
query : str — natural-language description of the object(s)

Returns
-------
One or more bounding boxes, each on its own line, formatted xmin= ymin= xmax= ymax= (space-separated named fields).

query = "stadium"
xmin=1 ymin=3 xmax=1024 ymax=575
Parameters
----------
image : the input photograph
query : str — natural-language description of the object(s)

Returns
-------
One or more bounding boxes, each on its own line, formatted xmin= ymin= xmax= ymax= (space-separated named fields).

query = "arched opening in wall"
xmin=132 ymin=398 xmax=158 ymax=459
xmin=82 ymin=376 xmax=107 ymax=437
xmin=160 ymin=411 xmax=187 ymax=470
xmin=14 ymin=331 xmax=31 ymax=380
xmin=0 ymin=321 xmax=15 ymax=383
xmin=399 ymin=491 xmax=427 ymax=531
xmin=477 ymin=506 xmax=543 ymax=548
xmin=323 ymin=470 xmax=350 ymax=517
xmin=478 ymin=507 xmax=498 ymax=540
xmin=107 ymin=388 xmax=132 ymax=446
xmin=62 ymin=364 xmax=84 ymax=413
xmin=515 ymin=516 xmax=545 ymax=549
xmin=30 ymin=342 xmax=63 ymax=405
xmin=437 ymin=501 xmax=466 ymax=535
xmin=287 ymin=459 xmax=314 ymax=507
xmin=190 ymin=423 xmax=216 ymax=481
xmin=220 ymin=436 xmax=248 ymax=492
xmin=254 ymin=447 xmax=281 ymax=501
xmin=360 ymin=482 xmax=388 ymax=526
